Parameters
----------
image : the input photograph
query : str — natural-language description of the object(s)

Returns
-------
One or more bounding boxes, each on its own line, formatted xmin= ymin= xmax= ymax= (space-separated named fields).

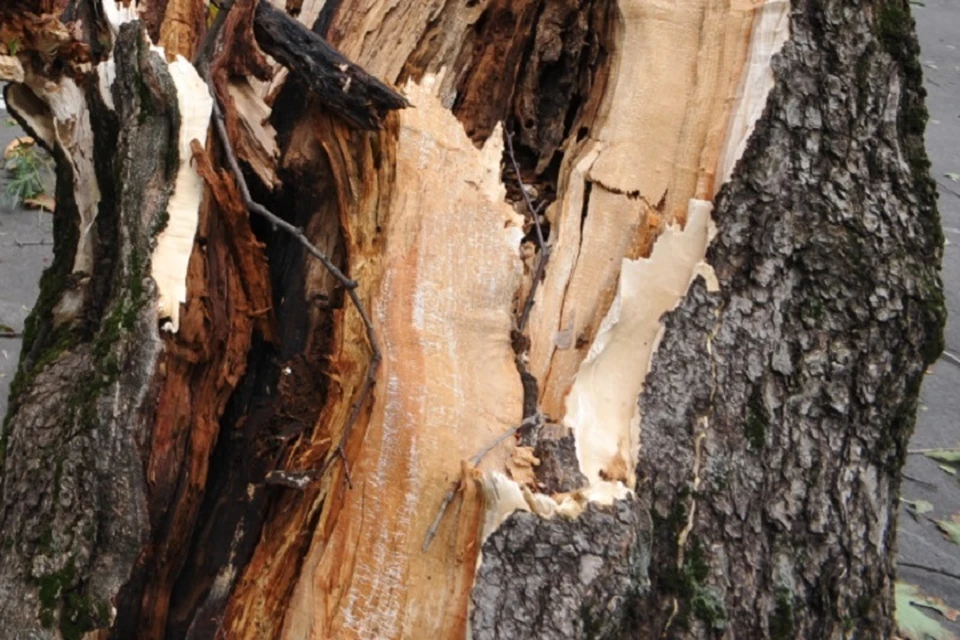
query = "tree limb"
xmin=252 ymin=1 xmax=408 ymax=130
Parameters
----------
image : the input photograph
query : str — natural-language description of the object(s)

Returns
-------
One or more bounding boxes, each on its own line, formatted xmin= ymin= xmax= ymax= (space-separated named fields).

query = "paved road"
xmin=0 ymin=121 xmax=52 ymax=422
xmin=896 ymin=0 xmax=960 ymax=628
xmin=0 ymin=2 xmax=957 ymax=632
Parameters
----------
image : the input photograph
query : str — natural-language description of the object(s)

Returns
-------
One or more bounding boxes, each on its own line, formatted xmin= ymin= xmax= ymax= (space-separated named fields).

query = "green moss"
xmin=874 ymin=1 xmax=941 ymax=242
xmin=919 ymin=275 xmax=946 ymax=366
xmin=769 ymin=588 xmax=795 ymax=640
xmin=36 ymin=559 xmax=107 ymax=639
xmin=685 ymin=537 xmax=710 ymax=584
xmin=37 ymin=559 xmax=77 ymax=624
xmin=59 ymin=590 xmax=109 ymax=640
xmin=691 ymin=588 xmax=727 ymax=631
xmin=876 ymin=3 xmax=923 ymax=86
xmin=656 ymin=533 xmax=725 ymax=630
xmin=150 ymin=209 xmax=170 ymax=239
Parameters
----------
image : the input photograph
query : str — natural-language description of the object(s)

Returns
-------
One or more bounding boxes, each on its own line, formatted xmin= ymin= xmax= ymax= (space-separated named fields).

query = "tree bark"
xmin=0 ymin=0 xmax=944 ymax=639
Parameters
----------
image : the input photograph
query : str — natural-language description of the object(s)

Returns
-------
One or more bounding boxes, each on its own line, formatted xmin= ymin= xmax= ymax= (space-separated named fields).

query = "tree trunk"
xmin=0 ymin=0 xmax=944 ymax=638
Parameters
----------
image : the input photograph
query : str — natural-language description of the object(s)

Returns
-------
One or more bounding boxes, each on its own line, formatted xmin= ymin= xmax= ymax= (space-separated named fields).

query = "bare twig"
xmin=470 ymin=412 xmax=541 ymax=468
xmin=199 ymin=7 xmax=380 ymax=489
xmin=505 ymin=132 xmax=545 ymax=251
xmin=902 ymin=473 xmax=939 ymax=490
xmin=899 ymin=560 xmax=960 ymax=584
xmin=936 ymin=179 xmax=960 ymax=200
xmin=210 ymin=102 xmax=357 ymax=289
xmin=422 ymin=413 xmax=542 ymax=551
xmin=505 ymin=132 xmax=550 ymax=334
xmin=941 ymin=349 xmax=960 ymax=369
xmin=13 ymin=238 xmax=50 ymax=247
xmin=0 ymin=331 xmax=23 ymax=339
xmin=210 ymin=98 xmax=381 ymax=486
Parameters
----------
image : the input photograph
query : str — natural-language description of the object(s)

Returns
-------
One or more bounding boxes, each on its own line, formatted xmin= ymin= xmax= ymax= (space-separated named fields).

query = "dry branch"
xmin=252 ymin=1 xmax=409 ymax=129
xmin=422 ymin=413 xmax=542 ymax=551
xmin=196 ymin=1 xmax=388 ymax=487
xmin=506 ymin=131 xmax=550 ymax=334
xmin=207 ymin=95 xmax=380 ymax=486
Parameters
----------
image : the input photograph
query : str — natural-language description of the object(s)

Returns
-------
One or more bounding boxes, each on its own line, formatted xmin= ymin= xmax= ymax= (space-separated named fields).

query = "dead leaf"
xmin=23 ymin=194 xmax=55 ymax=211
xmin=896 ymin=582 xmax=960 ymax=639
xmin=936 ymin=514 xmax=960 ymax=546
xmin=903 ymin=499 xmax=936 ymax=518
xmin=3 ymin=136 xmax=34 ymax=160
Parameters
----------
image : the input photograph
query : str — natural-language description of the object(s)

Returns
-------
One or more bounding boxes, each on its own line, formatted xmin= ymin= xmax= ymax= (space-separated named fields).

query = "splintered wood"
xmin=277 ymin=75 xmax=525 ymax=639
xmin=234 ymin=0 xmax=789 ymax=638
xmin=528 ymin=0 xmax=789 ymax=488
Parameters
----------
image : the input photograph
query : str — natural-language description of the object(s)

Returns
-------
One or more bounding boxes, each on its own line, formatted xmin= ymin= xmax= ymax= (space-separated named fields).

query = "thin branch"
xmin=422 ymin=413 xmax=542 ymax=551
xmin=899 ymin=560 xmax=960 ymax=584
xmin=199 ymin=8 xmax=381 ymax=487
xmin=504 ymin=132 xmax=545 ymax=251
xmin=504 ymin=132 xmax=551 ymax=334
xmin=0 ymin=331 xmax=23 ymax=339
xmin=470 ymin=412 xmax=542 ymax=467
xmin=13 ymin=238 xmax=51 ymax=247
xmin=902 ymin=473 xmax=939 ymax=490
xmin=209 ymin=101 xmax=357 ymax=289
xmin=941 ymin=349 xmax=960 ymax=369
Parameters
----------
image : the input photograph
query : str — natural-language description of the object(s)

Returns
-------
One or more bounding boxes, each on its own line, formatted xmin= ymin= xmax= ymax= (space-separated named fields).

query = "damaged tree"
xmin=0 ymin=0 xmax=944 ymax=638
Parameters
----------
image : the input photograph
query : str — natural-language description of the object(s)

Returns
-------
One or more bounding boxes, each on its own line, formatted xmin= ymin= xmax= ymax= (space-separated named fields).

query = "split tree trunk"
xmin=0 ymin=0 xmax=944 ymax=639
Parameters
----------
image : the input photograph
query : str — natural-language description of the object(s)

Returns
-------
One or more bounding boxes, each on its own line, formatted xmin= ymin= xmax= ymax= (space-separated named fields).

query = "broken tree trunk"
xmin=0 ymin=0 xmax=944 ymax=638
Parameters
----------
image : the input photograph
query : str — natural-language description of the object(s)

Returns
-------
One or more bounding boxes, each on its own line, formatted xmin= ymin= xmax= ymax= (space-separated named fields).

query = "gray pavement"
xmin=0 ymin=120 xmax=53 ymax=422
xmin=897 ymin=0 xmax=960 ymax=628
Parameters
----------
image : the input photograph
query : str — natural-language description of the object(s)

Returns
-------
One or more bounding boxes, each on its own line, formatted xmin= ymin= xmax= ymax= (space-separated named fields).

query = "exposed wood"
xmin=227 ymin=79 xmax=282 ymax=190
xmin=0 ymin=55 xmax=24 ymax=82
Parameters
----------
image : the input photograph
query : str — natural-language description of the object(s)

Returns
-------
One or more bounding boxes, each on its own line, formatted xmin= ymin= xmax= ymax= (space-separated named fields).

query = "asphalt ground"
xmin=895 ymin=0 xmax=960 ymax=632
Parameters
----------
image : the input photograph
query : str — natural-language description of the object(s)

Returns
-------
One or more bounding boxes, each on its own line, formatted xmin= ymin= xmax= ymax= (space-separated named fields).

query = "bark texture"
xmin=0 ymin=0 xmax=944 ymax=639
xmin=0 ymin=23 xmax=175 ymax=637
xmin=471 ymin=499 xmax=651 ymax=640
xmin=635 ymin=2 xmax=944 ymax=637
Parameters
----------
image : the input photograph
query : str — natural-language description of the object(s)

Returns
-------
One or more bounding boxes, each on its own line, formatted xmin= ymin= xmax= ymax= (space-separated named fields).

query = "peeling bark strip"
xmin=0 ymin=0 xmax=944 ymax=639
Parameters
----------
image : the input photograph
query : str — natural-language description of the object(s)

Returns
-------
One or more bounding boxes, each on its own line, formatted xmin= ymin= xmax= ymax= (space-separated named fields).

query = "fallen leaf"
xmin=904 ymin=499 xmax=935 ymax=515
xmin=3 ymin=136 xmax=34 ymax=160
xmin=23 ymin=194 xmax=55 ymax=211
xmin=922 ymin=450 xmax=960 ymax=464
xmin=896 ymin=582 xmax=960 ymax=640
xmin=936 ymin=514 xmax=960 ymax=546
xmin=939 ymin=464 xmax=957 ymax=477
xmin=945 ymin=172 xmax=960 ymax=182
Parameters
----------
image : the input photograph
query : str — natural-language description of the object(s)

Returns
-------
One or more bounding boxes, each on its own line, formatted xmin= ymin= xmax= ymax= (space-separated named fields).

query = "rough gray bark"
xmin=462 ymin=2 xmax=944 ymax=639
xmin=0 ymin=25 xmax=175 ymax=637
xmin=633 ymin=1 xmax=944 ymax=637
xmin=471 ymin=499 xmax=651 ymax=640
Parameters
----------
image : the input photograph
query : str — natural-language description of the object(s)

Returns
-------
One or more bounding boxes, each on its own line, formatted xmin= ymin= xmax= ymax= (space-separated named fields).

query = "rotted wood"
xmin=252 ymin=1 xmax=409 ymax=130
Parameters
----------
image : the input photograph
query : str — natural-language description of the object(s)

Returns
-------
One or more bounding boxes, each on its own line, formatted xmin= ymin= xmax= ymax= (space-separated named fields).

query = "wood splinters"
xmin=422 ymin=413 xmax=543 ymax=552
xmin=200 ymin=0 xmax=382 ymax=494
